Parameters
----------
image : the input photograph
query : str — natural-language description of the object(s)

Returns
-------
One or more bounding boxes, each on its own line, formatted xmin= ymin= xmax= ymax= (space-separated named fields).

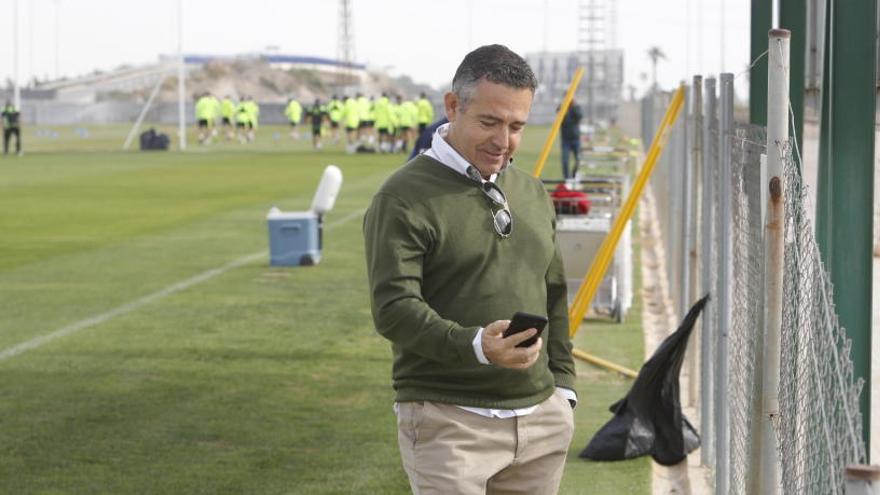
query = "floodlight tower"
xmin=337 ymin=0 xmax=355 ymax=90
xmin=577 ymin=0 xmax=603 ymax=123
xmin=577 ymin=0 xmax=616 ymax=123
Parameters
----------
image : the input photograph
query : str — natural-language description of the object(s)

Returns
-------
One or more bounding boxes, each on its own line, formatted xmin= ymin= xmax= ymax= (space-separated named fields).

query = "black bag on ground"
xmin=579 ymin=294 xmax=709 ymax=466
xmin=139 ymin=128 xmax=170 ymax=151
xmin=152 ymin=133 xmax=170 ymax=150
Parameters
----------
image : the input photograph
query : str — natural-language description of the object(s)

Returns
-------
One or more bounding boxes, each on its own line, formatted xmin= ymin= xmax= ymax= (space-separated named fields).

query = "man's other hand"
xmin=481 ymin=320 xmax=542 ymax=369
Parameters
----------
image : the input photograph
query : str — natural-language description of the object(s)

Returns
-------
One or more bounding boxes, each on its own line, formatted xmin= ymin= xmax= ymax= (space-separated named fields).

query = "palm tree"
xmin=647 ymin=46 xmax=667 ymax=91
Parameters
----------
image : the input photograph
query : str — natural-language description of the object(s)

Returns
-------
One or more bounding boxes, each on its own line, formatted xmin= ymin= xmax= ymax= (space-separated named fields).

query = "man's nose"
xmin=490 ymin=126 xmax=509 ymax=149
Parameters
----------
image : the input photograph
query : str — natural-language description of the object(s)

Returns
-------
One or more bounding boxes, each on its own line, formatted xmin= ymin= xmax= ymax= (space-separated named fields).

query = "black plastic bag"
xmin=139 ymin=128 xmax=170 ymax=151
xmin=579 ymin=294 xmax=709 ymax=466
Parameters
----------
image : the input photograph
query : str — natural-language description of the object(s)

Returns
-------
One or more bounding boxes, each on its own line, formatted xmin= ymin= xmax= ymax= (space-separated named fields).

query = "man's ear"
xmin=444 ymin=92 xmax=458 ymax=122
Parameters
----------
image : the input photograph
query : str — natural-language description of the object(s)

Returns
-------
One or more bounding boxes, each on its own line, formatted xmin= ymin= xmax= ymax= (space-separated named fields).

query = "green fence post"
xmin=750 ymin=0 xmax=772 ymax=126
xmin=816 ymin=0 xmax=877 ymax=458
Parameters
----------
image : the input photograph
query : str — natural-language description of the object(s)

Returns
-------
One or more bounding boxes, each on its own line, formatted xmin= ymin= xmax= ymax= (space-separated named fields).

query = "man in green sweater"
xmin=364 ymin=44 xmax=576 ymax=494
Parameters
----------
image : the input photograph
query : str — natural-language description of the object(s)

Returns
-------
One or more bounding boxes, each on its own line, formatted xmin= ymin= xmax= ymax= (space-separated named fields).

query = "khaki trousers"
xmin=396 ymin=389 xmax=575 ymax=495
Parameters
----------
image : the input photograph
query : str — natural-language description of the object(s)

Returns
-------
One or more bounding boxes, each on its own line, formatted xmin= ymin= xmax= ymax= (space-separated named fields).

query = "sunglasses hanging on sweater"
xmin=466 ymin=166 xmax=512 ymax=238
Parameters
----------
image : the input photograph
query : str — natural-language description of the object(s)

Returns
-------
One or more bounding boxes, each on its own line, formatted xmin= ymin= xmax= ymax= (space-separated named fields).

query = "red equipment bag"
xmin=550 ymin=183 xmax=591 ymax=215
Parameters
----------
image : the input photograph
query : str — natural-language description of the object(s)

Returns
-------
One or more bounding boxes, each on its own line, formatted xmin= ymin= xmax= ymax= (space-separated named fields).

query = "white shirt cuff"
xmin=472 ymin=327 xmax=491 ymax=365
xmin=557 ymin=387 xmax=578 ymax=407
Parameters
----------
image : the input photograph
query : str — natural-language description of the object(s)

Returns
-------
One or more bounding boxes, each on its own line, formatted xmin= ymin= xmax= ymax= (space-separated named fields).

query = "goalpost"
xmin=122 ymin=0 xmax=186 ymax=151
xmin=122 ymin=71 xmax=170 ymax=150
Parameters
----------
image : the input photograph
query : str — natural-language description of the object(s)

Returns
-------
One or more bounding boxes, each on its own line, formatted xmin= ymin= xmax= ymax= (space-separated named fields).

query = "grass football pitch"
xmin=0 ymin=125 xmax=650 ymax=494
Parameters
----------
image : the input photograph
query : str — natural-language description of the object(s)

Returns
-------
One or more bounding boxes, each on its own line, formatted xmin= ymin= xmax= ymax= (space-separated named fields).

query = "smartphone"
xmin=503 ymin=312 xmax=549 ymax=348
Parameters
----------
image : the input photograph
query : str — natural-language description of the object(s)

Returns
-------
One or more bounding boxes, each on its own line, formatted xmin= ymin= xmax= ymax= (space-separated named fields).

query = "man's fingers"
xmin=515 ymin=338 xmax=543 ymax=368
xmin=505 ymin=327 xmax=539 ymax=347
xmin=484 ymin=320 xmax=511 ymax=336
xmin=482 ymin=322 xmax=543 ymax=369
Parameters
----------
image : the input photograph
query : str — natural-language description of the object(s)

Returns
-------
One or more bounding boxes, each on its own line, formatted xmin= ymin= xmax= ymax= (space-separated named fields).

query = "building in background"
xmin=525 ymin=49 xmax=623 ymax=126
xmin=526 ymin=0 xmax=622 ymax=126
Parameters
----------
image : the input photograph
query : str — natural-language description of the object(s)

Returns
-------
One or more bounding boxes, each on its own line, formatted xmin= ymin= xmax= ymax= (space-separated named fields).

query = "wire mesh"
xmin=775 ymin=142 xmax=867 ymax=494
xmin=726 ymin=125 xmax=767 ymax=494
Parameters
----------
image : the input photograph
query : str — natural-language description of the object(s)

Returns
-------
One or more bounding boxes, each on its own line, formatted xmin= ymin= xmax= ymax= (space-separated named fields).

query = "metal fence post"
xmin=667 ymin=95 xmax=683 ymax=312
xmin=680 ymin=84 xmax=692 ymax=320
xmin=701 ymin=76 xmax=717 ymax=468
xmin=686 ymin=76 xmax=702 ymax=409
xmin=757 ymin=29 xmax=790 ymax=495
xmin=690 ymin=79 xmax=703 ymax=310
xmin=715 ymin=72 xmax=735 ymax=495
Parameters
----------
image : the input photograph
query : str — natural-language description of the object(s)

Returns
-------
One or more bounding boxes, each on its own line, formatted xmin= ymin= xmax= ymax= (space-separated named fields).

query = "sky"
xmin=1 ymin=0 xmax=754 ymax=98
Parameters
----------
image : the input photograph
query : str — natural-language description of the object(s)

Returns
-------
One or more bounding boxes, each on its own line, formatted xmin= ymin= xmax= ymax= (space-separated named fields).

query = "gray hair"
xmin=451 ymin=44 xmax=537 ymax=106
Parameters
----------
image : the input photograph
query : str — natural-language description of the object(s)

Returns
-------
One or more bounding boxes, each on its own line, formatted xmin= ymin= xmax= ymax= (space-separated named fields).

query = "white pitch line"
xmin=0 ymin=208 xmax=366 ymax=363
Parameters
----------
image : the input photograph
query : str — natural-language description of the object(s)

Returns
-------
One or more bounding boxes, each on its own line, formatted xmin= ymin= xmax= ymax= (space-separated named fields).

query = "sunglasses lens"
xmin=483 ymin=183 xmax=505 ymax=204
xmin=494 ymin=209 xmax=512 ymax=236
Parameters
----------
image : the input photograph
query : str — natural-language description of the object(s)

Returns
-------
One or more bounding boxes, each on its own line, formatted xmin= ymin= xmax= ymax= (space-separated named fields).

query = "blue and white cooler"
xmin=267 ymin=165 xmax=343 ymax=267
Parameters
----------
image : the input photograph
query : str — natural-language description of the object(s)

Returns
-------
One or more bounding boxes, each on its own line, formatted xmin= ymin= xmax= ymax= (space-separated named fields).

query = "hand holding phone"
xmin=503 ymin=312 xmax=549 ymax=348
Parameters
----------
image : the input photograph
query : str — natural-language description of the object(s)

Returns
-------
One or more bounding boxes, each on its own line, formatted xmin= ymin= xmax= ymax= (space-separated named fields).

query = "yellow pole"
xmin=572 ymin=348 xmax=638 ymax=379
xmin=532 ymin=67 xmax=585 ymax=178
xmin=568 ymin=86 xmax=686 ymax=337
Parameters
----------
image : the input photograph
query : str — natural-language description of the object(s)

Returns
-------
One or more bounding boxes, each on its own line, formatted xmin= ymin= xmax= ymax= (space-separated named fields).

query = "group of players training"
xmin=294 ymin=93 xmax=435 ymax=153
xmin=193 ymin=91 xmax=435 ymax=153
xmin=193 ymin=92 xmax=260 ymax=145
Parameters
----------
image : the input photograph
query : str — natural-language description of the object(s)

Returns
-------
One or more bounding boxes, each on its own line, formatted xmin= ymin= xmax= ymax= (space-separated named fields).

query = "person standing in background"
xmin=284 ymin=97 xmax=303 ymax=140
xmin=397 ymin=96 xmax=418 ymax=153
xmin=356 ymin=92 xmax=371 ymax=143
xmin=207 ymin=92 xmax=221 ymax=140
xmin=244 ymin=96 xmax=259 ymax=142
xmin=2 ymin=100 xmax=22 ymax=156
xmin=305 ymin=99 xmax=327 ymax=150
xmin=234 ymin=98 xmax=251 ymax=144
xmin=559 ymin=99 xmax=583 ymax=179
xmin=194 ymin=92 xmax=214 ymax=145
xmin=416 ymin=92 xmax=434 ymax=136
xmin=342 ymin=94 xmax=360 ymax=153
xmin=327 ymin=95 xmax=343 ymax=144
xmin=220 ymin=95 xmax=236 ymax=141
xmin=373 ymin=92 xmax=392 ymax=153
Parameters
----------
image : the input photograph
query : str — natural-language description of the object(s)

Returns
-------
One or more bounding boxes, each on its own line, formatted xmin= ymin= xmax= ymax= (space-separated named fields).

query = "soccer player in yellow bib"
xmin=416 ymin=92 xmax=435 ymax=136
xmin=373 ymin=93 xmax=392 ymax=152
xmin=244 ymin=97 xmax=259 ymax=142
xmin=220 ymin=95 xmax=236 ymax=141
xmin=194 ymin=92 xmax=218 ymax=145
xmin=327 ymin=95 xmax=343 ymax=144
xmin=398 ymin=97 xmax=419 ymax=153
xmin=234 ymin=100 xmax=251 ymax=143
xmin=388 ymin=96 xmax=401 ymax=152
xmin=356 ymin=93 xmax=371 ymax=143
xmin=342 ymin=95 xmax=360 ymax=153
xmin=207 ymin=93 xmax=221 ymax=139
xmin=284 ymin=98 xmax=303 ymax=140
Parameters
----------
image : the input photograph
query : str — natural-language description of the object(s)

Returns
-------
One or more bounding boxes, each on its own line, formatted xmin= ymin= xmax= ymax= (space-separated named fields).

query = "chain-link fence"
xmin=642 ymin=72 xmax=866 ymax=494
xmin=776 ymin=143 xmax=866 ymax=493
xmin=727 ymin=123 xmax=767 ymax=494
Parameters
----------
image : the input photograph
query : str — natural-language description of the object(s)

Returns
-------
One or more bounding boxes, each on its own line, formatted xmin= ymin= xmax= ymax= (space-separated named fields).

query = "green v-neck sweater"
xmin=363 ymin=154 xmax=576 ymax=409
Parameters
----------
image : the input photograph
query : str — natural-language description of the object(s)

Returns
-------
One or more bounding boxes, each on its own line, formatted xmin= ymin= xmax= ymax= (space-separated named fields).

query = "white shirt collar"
xmin=424 ymin=123 xmax=501 ymax=183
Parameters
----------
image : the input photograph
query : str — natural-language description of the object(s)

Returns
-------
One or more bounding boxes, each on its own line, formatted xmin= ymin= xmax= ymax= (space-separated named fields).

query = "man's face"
xmin=444 ymin=79 xmax=532 ymax=178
